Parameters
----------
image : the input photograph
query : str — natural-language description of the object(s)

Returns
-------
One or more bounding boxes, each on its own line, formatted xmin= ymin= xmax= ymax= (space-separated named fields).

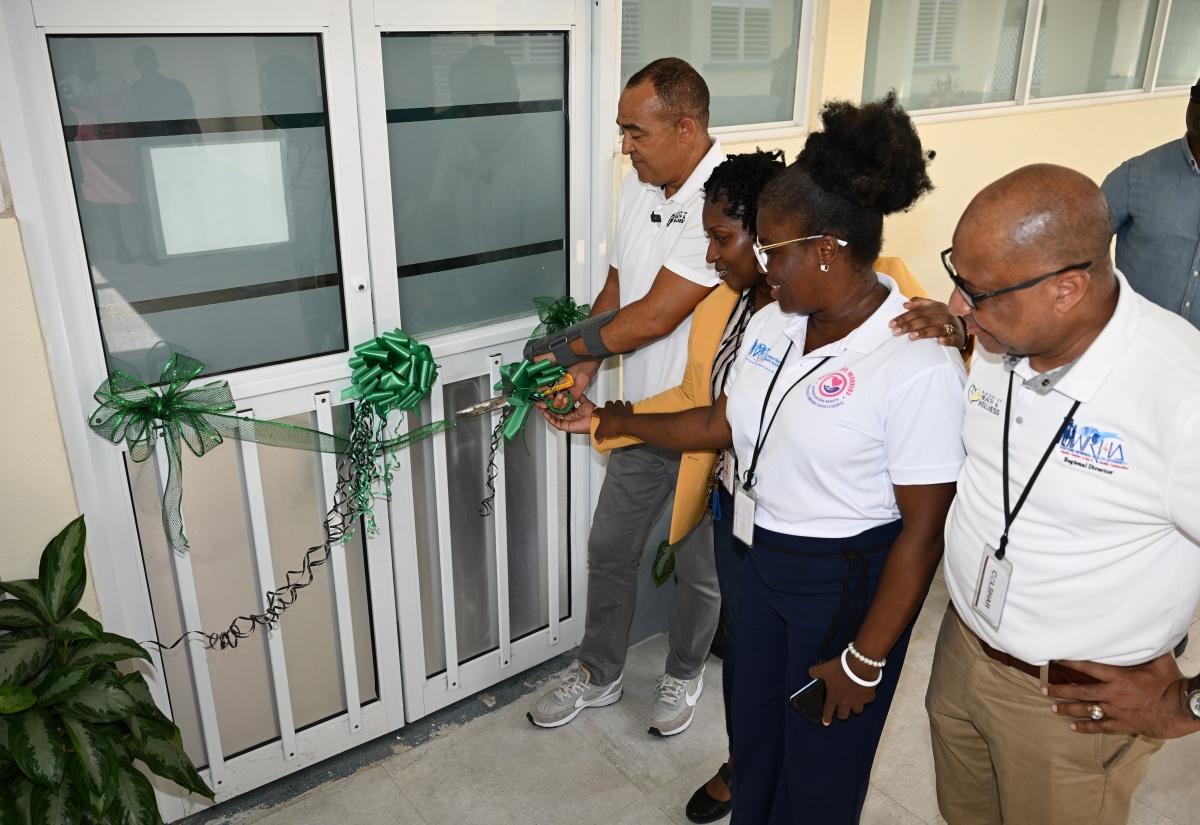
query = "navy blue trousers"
xmin=730 ymin=520 xmax=914 ymax=825
xmin=712 ymin=486 xmax=744 ymax=742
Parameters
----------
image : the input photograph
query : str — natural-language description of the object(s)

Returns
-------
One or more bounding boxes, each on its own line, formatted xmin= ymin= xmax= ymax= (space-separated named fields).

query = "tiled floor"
xmin=207 ymin=570 xmax=1200 ymax=824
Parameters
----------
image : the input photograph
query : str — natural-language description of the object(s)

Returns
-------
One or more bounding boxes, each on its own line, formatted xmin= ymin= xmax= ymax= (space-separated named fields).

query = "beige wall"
xmin=0 ymin=203 xmax=100 ymax=617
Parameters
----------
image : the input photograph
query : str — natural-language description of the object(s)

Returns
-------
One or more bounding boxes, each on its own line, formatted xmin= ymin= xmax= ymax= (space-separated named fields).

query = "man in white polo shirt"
xmin=926 ymin=164 xmax=1200 ymax=825
xmin=527 ymin=58 xmax=725 ymax=735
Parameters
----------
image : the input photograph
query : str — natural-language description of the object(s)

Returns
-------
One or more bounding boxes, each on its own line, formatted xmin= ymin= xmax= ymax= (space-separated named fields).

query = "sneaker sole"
xmin=527 ymin=687 xmax=623 ymax=729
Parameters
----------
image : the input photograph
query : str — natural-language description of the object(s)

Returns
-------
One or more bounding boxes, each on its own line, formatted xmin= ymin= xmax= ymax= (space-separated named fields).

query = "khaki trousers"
xmin=925 ymin=608 xmax=1163 ymax=825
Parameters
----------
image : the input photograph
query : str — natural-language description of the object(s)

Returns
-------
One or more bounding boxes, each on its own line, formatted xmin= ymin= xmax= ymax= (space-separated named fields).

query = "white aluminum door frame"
xmin=0 ymin=0 xmax=403 ymax=819
xmin=350 ymin=0 xmax=596 ymax=720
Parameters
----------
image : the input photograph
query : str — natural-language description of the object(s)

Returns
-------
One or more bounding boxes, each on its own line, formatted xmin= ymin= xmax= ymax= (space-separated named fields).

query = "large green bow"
xmin=494 ymin=359 xmax=569 ymax=441
xmin=89 ymin=354 xmax=346 ymax=555
xmin=342 ymin=329 xmax=438 ymax=415
xmin=530 ymin=296 xmax=591 ymax=339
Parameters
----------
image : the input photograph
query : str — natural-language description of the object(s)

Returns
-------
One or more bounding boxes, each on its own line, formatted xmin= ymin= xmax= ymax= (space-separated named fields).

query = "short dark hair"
xmin=759 ymin=91 xmax=934 ymax=268
xmin=625 ymin=57 xmax=710 ymax=131
xmin=704 ymin=149 xmax=787 ymax=232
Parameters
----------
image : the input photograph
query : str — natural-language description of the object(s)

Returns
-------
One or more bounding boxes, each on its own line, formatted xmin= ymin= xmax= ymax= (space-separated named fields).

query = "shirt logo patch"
xmin=967 ymin=384 xmax=1002 ymax=415
xmin=1058 ymin=420 xmax=1128 ymax=474
xmin=665 ymin=210 xmax=686 ymax=227
xmin=806 ymin=368 xmax=856 ymax=408
xmin=745 ymin=339 xmax=782 ymax=372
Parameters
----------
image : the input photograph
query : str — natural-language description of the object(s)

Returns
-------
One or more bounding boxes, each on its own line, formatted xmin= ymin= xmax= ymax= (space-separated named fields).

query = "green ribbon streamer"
xmin=494 ymin=359 xmax=568 ymax=441
xmin=90 ymin=354 xmax=347 ymax=556
xmin=529 ymin=296 xmax=591 ymax=340
xmin=341 ymin=328 xmax=439 ymax=414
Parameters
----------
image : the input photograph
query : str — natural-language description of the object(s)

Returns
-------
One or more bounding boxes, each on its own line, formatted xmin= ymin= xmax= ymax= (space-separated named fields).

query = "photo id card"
xmin=733 ymin=485 xmax=756 ymax=546
xmin=971 ymin=546 xmax=1013 ymax=631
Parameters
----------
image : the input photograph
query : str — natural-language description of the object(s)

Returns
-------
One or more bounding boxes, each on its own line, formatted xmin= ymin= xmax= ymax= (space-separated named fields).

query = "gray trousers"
xmin=579 ymin=443 xmax=722 ymax=686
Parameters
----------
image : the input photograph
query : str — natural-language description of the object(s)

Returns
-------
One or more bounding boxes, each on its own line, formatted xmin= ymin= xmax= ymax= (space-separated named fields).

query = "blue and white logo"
xmin=745 ymin=338 xmax=782 ymax=372
xmin=1059 ymin=420 xmax=1129 ymax=475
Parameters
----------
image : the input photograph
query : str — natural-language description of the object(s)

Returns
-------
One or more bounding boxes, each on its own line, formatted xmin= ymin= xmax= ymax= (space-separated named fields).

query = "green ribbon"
xmin=494 ymin=359 xmax=569 ymax=441
xmin=89 ymin=354 xmax=347 ymax=555
xmin=341 ymin=329 xmax=438 ymax=415
xmin=530 ymin=296 xmax=590 ymax=339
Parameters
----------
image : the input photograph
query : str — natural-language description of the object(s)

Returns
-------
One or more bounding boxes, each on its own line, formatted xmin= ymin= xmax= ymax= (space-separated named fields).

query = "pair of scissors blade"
xmin=454 ymin=395 xmax=510 ymax=419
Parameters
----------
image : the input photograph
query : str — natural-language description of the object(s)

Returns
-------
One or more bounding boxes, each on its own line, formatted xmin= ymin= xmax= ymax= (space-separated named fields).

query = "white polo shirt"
xmin=723 ymin=275 xmax=966 ymax=537
xmin=945 ymin=269 xmax=1200 ymax=666
xmin=609 ymin=140 xmax=725 ymax=403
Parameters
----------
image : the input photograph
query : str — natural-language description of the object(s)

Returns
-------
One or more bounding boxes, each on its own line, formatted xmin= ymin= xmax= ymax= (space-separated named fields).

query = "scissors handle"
xmin=545 ymin=373 xmax=575 ymax=414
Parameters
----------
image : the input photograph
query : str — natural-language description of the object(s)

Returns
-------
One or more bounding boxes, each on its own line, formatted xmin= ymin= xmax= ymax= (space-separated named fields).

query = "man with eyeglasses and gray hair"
xmin=926 ymin=163 xmax=1200 ymax=825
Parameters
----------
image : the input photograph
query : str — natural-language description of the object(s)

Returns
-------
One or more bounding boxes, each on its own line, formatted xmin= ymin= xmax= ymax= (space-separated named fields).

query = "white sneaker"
xmin=648 ymin=666 xmax=704 ymax=736
xmin=527 ymin=662 xmax=623 ymax=728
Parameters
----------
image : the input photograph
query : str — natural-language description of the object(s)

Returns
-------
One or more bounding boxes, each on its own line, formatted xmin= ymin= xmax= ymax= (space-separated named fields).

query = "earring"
xmin=819 ymin=262 xmax=829 ymax=272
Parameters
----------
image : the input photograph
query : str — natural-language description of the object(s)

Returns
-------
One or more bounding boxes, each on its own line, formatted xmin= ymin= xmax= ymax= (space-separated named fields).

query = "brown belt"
xmin=978 ymin=638 xmax=1100 ymax=686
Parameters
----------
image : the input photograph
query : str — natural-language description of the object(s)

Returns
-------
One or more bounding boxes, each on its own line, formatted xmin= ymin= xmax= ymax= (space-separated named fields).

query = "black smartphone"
xmin=788 ymin=677 xmax=826 ymax=726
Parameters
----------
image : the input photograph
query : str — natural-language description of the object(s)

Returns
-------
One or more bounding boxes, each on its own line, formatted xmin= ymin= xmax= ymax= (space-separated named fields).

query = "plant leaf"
xmin=133 ymin=731 xmax=213 ymax=799
xmin=60 ymin=716 xmax=117 ymax=794
xmin=11 ymin=777 xmax=35 ymax=825
xmin=56 ymin=679 xmax=135 ymax=723
xmin=47 ymin=609 xmax=102 ymax=642
xmin=0 ymin=601 xmax=43 ymax=632
xmin=34 ymin=664 xmax=93 ymax=708
xmin=8 ymin=707 xmax=65 ymax=789
xmin=0 ymin=784 xmax=17 ymax=825
xmin=30 ymin=775 xmax=83 ymax=825
xmin=0 ymin=687 xmax=36 ymax=715
xmin=38 ymin=517 xmax=87 ymax=624
xmin=67 ymin=757 xmax=115 ymax=821
xmin=109 ymin=764 xmax=160 ymax=825
xmin=119 ymin=673 xmax=172 ymax=728
xmin=65 ymin=634 xmax=150 ymax=668
xmin=0 ymin=717 xmax=10 ymax=760
xmin=0 ymin=638 xmax=56 ymax=688
xmin=0 ymin=582 xmax=51 ymax=628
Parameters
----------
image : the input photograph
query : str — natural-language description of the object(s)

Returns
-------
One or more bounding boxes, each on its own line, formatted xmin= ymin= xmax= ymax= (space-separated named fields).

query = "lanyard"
xmin=996 ymin=369 xmax=1081 ymax=560
xmin=742 ymin=343 xmax=832 ymax=490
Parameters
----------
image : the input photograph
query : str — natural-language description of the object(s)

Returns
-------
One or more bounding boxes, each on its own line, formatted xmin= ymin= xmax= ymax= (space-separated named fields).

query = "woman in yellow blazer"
xmin=546 ymin=150 xmax=968 ymax=823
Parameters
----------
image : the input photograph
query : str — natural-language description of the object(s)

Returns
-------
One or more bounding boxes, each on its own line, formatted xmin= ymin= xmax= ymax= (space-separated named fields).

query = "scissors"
xmin=454 ymin=373 xmax=576 ymax=419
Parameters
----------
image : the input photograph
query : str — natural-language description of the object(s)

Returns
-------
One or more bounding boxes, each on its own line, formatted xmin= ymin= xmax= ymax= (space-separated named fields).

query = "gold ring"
xmin=943 ymin=323 xmax=956 ymax=337
xmin=1087 ymin=703 xmax=1105 ymax=721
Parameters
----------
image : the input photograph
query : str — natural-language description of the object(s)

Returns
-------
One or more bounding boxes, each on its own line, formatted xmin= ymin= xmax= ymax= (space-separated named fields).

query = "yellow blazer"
xmin=592 ymin=257 xmax=929 ymax=544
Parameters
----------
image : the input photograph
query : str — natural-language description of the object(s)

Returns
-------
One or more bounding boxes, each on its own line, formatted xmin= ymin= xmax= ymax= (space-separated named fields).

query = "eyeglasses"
xmin=753 ymin=234 xmax=848 ymax=271
xmin=1191 ymin=83 xmax=1200 ymax=105
xmin=941 ymin=248 xmax=1092 ymax=310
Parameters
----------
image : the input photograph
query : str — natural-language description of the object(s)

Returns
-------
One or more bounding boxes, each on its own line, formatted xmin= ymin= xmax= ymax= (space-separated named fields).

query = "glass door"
xmin=352 ymin=0 xmax=594 ymax=719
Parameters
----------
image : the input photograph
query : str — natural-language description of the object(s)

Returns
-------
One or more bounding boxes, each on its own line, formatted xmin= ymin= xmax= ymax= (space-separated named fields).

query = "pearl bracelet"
xmin=847 ymin=641 xmax=886 ymax=669
xmin=841 ymin=648 xmax=883 ymax=687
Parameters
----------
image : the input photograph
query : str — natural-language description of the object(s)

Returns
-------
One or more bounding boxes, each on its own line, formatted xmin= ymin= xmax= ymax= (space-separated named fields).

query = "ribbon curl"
xmin=342 ymin=329 xmax=438 ymax=415
xmin=90 ymin=354 xmax=347 ymax=555
xmin=530 ymin=296 xmax=590 ymax=340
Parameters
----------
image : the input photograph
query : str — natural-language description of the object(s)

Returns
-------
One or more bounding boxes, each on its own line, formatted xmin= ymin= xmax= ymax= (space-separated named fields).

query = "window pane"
xmin=46 ymin=36 xmax=346 ymax=384
xmin=622 ymin=0 xmax=806 ymax=127
xmin=1157 ymin=0 xmax=1200 ymax=87
xmin=863 ymin=0 xmax=1029 ymax=111
xmin=1030 ymin=0 xmax=1160 ymax=98
xmin=381 ymin=33 xmax=567 ymax=338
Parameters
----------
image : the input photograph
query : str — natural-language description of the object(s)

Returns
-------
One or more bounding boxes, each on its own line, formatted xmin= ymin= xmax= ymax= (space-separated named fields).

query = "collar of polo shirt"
xmin=780 ymin=275 xmax=902 ymax=356
xmin=640 ymin=139 xmax=722 ymax=206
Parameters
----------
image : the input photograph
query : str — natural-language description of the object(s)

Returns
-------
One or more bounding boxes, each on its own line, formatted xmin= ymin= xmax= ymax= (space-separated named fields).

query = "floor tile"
xmin=570 ymin=635 xmax=731 ymax=795
xmin=1131 ymin=731 xmax=1200 ymax=824
xmin=610 ymin=795 xmax=676 ymax=825
xmin=646 ymin=756 xmax=729 ymax=824
xmin=868 ymin=668 xmax=941 ymax=823
xmin=381 ymin=700 xmax=642 ymax=825
xmin=251 ymin=766 xmax=425 ymax=825
xmin=861 ymin=785 xmax=926 ymax=825
xmin=1128 ymin=798 xmax=1178 ymax=825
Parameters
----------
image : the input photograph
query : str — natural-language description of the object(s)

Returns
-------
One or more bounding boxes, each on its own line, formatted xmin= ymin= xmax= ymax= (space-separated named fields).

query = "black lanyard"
xmin=996 ymin=369 xmax=1081 ymax=560
xmin=742 ymin=343 xmax=832 ymax=490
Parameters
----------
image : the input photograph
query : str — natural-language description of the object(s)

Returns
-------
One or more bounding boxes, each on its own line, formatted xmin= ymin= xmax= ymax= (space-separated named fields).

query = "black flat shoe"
xmin=685 ymin=762 xmax=732 ymax=823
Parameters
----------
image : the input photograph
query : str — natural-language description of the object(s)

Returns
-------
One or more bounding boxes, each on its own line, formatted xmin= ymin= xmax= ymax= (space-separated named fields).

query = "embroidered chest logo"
xmin=967 ymin=384 xmax=1002 ymax=415
xmin=746 ymin=339 xmax=782 ymax=372
xmin=1058 ymin=420 xmax=1129 ymax=475
xmin=806 ymin=368 xmax=856 ymax=408
xmin=665 ymin=211 xmax=686 ymax=227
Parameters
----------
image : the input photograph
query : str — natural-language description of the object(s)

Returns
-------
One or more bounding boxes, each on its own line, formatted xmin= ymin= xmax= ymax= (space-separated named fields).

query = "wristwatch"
xmin=1184 ymin=674 xmax=1200 ymax=721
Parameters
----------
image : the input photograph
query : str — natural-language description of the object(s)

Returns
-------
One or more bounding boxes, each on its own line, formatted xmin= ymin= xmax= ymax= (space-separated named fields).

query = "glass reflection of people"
xmin=131 ymin=45 xmax=201 ymax=137
xmin=58 ymin=38 xmax=142 ymax=263
xmin=259 ymin=53 xmax=339 ymax=352
xmin=416 ymin=45 xmax=560 ymax=326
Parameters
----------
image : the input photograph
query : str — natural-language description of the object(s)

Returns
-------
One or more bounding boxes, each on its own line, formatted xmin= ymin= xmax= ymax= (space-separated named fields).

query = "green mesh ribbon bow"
xmin=89 ymin=354 xmax=347 ymax=555
xmin=529 ymin=296 xmax=591 ymax=339
xmin=494 ymin=359 xmax=571 ymax=441
xmin=342 ymin=329 xmax=438 ymax=414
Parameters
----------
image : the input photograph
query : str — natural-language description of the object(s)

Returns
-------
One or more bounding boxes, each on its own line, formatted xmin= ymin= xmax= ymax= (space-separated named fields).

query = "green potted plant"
xmin=0 ymin=516 xmax=213 ymax=824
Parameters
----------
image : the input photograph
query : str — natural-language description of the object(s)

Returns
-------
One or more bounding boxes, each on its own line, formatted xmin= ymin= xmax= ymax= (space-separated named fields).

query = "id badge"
xmin=971 ymin=545 xmax=1013 ymax=631
xmin=733 ymin=485 xmax=756 ymax=547
xmin=721 ymin=449 xmax=737 ymax=494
